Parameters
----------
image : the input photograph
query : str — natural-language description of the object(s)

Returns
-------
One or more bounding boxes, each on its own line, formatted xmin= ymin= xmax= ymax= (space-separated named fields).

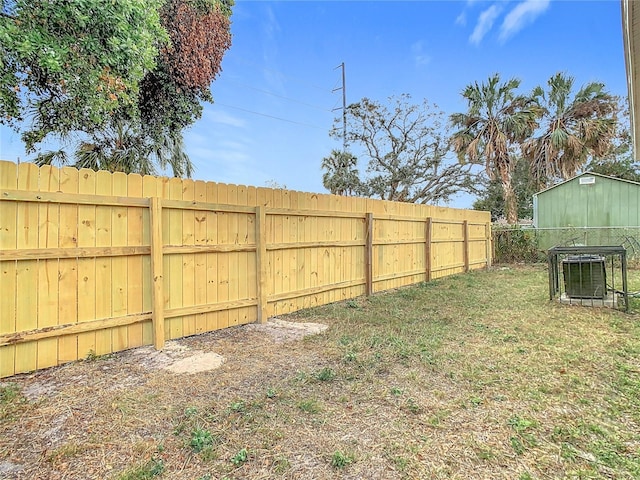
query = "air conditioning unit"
xmin=562 ymin=255 xmax=607 ymax=299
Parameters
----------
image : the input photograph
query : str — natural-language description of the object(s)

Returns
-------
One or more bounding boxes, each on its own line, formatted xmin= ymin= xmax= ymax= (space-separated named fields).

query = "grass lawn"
xmin=1 ymin=265 xmax=639 ymax=479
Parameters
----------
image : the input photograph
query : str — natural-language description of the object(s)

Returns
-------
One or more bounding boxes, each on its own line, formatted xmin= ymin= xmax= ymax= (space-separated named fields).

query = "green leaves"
xmin=1 ymin=0 xmax=232 ymax=177
xmin=450 ymin=73 xmax=540 ymax=223
xmin=1 ymin=0 xmax=168 ymax=151
xmin=523 ymin=72 xmax=618 ymax=186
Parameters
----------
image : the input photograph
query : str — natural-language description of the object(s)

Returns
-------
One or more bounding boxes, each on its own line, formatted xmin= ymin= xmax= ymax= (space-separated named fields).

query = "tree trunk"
xmin=501 ymin=177 xmax=518 ymax=224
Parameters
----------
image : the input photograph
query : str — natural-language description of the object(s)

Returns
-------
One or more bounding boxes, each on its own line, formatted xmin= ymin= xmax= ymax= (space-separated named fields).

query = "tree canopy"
xmin=450 ymin=74 xmax=540 ymax=224
xmin=0 ymin=0 xmax=233 ymax=176
xmin=523 ymin=73 xmax=618 ymax=188
xmin=324 ymin=95 xmax=478 ymax=204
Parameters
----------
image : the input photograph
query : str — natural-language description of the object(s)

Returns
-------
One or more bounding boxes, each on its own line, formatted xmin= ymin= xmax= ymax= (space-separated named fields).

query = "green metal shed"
xmin=533 ymin=172 xmax=640 ymax=251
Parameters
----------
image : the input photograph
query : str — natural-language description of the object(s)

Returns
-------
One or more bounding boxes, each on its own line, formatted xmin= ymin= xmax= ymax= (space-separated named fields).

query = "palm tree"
xmin=321 ymin=149 xmax=363 ymax=196
xmin=450 ymin=74 xmax=540 ymax=224
xmin=523 ymin=73 xmax=617 ymax=188
xmin=35 ymin=120 xmax=193 ymax=177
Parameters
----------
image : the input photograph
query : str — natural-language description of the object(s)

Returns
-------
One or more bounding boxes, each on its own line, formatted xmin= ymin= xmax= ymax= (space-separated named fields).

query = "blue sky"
xmin=0 ymin=0 xmax=628 ymax=208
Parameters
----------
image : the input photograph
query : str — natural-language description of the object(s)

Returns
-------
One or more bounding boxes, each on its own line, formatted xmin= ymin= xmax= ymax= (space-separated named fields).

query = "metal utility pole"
xmin=332 ymin=62 xmax=347 ymax=151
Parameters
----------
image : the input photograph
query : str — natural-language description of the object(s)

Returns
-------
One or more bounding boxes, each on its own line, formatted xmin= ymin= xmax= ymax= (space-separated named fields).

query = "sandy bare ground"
xmin=0 ymin=319 xmax=329 ymax=479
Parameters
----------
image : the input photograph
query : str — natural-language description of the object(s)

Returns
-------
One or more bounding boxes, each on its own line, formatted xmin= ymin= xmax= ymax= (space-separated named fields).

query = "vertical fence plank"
xmin=299 ymin=193 xmax=310 ymax=309
xmin=425 ymin=217 xmax=432 ymax=282
xmin=150 ymin=197 xmax=165 ymax=350
xmin=193 ymin=180 xmax=207 ymax=333
xmin=256 ymin=206 xmax=268 ymax=323
xmin=168 ymin=177 xmax=183 ymax=339
xmin=216 ymin=183 xmax=230 ymax=329
xmin=0 ymin=161 xmax=17 ymax=377
xmin=272 ymin=190 xmax=284 ymax=315
xmin=205 ymin=182 xmax=219 ymax=332
xmin=182 ymin=179 xmax=196 ymax=336
xmin=285 ymin=191 xmax=304 ymax=312
xmin=463 ymin=220 xmax=470 ymax=273
xmin=141 ymin=175 xmax=158 ymax=344
xmin=365 ymin=213 xmax=373 ymax=296
xmin=14 ymin=162 xmax=38 ymax=373
xmin=94 ymin=170 xmax=113 ymax=355
xmin=316 ymin=195 xmax=333 ymax=305
xmin=485 ymin=222 xmax=492 ymax=268
xmin=127 ymin=174 xmax=144 ymax=348
xmin=227 ymin=184 xmax=240 ymax=326
xmin=111 ymin=172 xmax=128 ymax=352
xmin=36 ymin=165 xmax=60 ymax=368
xmin=237 ymin=185 xmax=250 ymax=324
xmin=57 ymin=167 xmax=79 ymax=363
xmin=77 ymin=169 xmax=97 ymax=357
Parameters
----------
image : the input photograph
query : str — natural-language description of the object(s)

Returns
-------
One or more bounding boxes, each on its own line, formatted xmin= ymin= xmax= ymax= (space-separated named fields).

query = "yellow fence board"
xmin=217 ymin=184 xmax=230 ymax=330
xmin=167 ymin=177 xmax=184 ymax=339
xmin=182 ymin=179 xmax=197 ymax=336
xmin=204 ymin=182 xmax=219 ymax=331
xmin=111 ymin=172 xmax=129 ymax=353
xmin=15 ymin=163 xmax=39 ymax=373
xmin=0 ymin=161 xmax=17 ymax=377
xmin=36 ymin=165 xmax=60 ymax=369
xmin=236 ymin=184 xmax=251 ymax=325
xmin=141 ymin=176 xmax=158 ymax=344
xmin=126 ymin=174 xmax=144 ymax=349
xmin=95 ymin=170 xmax=113 ymax=356
xmin=58 ymin=167 xmax=79 ymax=363
xmin=227 ymin=184 xmax=239 ymax=327
xmin=193 ymin=180 xmax=208 ymax=334
xmin=0 ymin=161 xmax=491 ymax=378
xmin=77 ymin=168 xmax=97 ymax=358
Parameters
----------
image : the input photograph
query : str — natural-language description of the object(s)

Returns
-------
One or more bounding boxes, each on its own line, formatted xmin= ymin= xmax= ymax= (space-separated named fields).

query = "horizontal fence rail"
xmin=0 ymin=161 xmax=491 ymax=378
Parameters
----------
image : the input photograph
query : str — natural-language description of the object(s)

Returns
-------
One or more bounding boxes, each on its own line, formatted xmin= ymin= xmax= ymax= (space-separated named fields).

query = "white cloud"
xmin=455 ymin=11 xmax=467 ymax=26
xmin=499 ymin=0 xmax=551 ymax=43
xmin=204 ymin=110 xmax=246 ymax=128
xmin=262 ymin=5 xmax=285 ymax=93
xmin=411 ymin=41 xmax=431 ymax=67
xmin=470 ymin=4 xmax=502 ymax=45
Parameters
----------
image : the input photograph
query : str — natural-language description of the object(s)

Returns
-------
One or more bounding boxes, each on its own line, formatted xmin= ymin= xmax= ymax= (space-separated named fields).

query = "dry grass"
xmin=1 ymin=265 xmax=640 ymax=479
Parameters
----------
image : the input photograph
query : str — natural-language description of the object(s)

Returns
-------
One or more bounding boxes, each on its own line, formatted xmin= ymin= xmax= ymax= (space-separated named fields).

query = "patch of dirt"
xmin=0 ymin=318 xmax=330 ymax=480
xmin=245 ymin=318 xmax=329 ymax=342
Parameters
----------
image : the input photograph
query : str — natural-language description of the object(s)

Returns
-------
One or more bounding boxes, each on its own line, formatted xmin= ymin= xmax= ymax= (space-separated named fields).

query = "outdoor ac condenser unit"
xmin=562 ymin=255 xmax=607 ymax=299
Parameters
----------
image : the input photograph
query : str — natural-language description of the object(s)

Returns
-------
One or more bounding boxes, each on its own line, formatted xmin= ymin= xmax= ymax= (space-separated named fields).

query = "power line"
xmin=215 ymin=102 xmax=329 ymax=130
xmin=227 ymin=60 xmax=330 ymax=92
xmin=225 ymin=79 xmax=332 ymax=112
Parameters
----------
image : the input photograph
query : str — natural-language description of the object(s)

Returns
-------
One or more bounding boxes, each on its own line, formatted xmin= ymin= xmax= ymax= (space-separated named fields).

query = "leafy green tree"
xmin=1 ymin=0 xmax=233 ymax=177
xmin=0 ymin=0 xmax=167 ymax=150
xmin=584 ymin=98 xmax=640 ymax=183
xmin=588 ymin=157 xmax=640 ymax=183
xmin=473 ymin=157 xmax=537 ymax=221
xmin=321 ymin=150 xmax=363 ymax=196
xmin=450 ymin=74 xmax=540 ymax=224
xmin=327 ymin=95 xmax=477 ymax=204
xmin=523 ymin=73 xmax=617 ymax=188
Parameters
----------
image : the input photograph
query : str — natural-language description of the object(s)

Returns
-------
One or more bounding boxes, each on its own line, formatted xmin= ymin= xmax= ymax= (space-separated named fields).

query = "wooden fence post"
xmin=256 ymin=206 xmax=268 ymax=323
xmin=425 ymin=217 xmax=432 ymax=282
xmin=485 ymin=221 xmax=492 ymax=268
xmin=365 ymin=213 xmax=373 ymax=296
xmin=463 ymin=220 xmax=470 ymax=272
xmin=150 ymin=197 xmax=165 ymax=350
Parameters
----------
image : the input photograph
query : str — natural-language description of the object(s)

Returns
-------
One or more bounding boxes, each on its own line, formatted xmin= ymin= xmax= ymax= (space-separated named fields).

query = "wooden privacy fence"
xmin=0 ymin=161 xmax=491 ymax=378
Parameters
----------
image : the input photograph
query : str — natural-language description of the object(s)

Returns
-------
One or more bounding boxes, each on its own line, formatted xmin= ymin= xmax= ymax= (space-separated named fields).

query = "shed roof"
xmin=535 ymin=171 xmax=640 ymax=196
